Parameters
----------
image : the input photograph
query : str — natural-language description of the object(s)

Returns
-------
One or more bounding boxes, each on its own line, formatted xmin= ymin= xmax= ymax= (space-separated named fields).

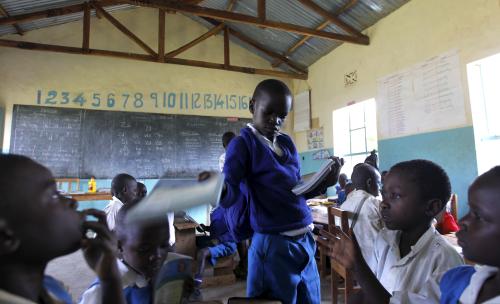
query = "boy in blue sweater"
xmin=220 ymin=79 xmax=342 ymax=304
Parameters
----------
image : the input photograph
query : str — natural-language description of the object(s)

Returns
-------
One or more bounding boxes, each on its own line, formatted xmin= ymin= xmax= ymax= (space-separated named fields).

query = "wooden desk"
xmin=174 ymin=218 xmax=198 ymax=259
xmin=68 ymin=192 xmax=112 ymax=201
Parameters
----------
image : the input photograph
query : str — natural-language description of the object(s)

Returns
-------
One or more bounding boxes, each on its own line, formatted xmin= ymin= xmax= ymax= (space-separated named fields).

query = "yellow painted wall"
xmin=0 ymin=7 xmax=292 ymax=150
xmin=292 ymin=0 xmax=500 ymax=152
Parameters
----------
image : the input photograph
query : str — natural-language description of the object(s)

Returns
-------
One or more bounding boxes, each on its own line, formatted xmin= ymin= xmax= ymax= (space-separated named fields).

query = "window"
xmin=333 ymin=99 xmax=378 ymax=177
xmin=467 ymin=53 xmax=500 ymax=174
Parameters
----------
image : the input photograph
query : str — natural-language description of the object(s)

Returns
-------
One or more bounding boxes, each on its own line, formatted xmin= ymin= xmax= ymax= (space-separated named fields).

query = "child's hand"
xmin=81 ymin=209 xmax=120 ymax=282
xmin=317 ymin=227 xmax=361 ymax=271
xmin=325 ymin=157 xmax=344 ymax=187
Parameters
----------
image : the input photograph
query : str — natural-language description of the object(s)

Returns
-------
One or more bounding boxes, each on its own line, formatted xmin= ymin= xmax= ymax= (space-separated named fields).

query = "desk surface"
xmin=68 ymin=192 xmax=112 ymax=201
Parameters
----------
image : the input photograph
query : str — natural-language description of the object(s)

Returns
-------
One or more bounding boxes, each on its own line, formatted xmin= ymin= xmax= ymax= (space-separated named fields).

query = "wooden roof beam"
xmin=296 ymin=0 xmax=366 ymax=38
xmin=165 ymin=23 xmax=224 ymax=58
xmin=0 ymin=38 xmax=307 ymax=80
xmin=121 ymin=0 xmax=369 ymax=45
xmin=0 ymin=3 xmax=24 ymax=35
xmin=202 ymin=17 xmax=307 ymax=75
xmin=272 ymin=0 xmax=359 ymax=68
xmin=93 ymin=2 xmax=157 ymax=57
xmin=0 ymin=0 xmax=125 ymax=26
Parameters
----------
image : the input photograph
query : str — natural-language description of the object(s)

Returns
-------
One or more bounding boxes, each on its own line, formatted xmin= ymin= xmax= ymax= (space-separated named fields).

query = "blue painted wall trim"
xmin=75 ymin=178 xmax=208 ymax=224
xmin=379 ymin=126 xmax=478 ymax=218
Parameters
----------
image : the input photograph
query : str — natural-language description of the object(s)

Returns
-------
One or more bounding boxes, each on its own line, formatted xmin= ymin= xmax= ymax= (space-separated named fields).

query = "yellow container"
xmin=88 ymin=177 xmax=97 ymax=193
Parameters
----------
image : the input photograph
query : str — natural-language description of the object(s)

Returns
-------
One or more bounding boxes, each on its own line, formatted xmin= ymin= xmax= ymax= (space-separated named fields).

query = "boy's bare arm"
xmin=81 ymin=209 xmax=126 ymax=304
xmin=318 ymin=229 xmax=391 ymax=304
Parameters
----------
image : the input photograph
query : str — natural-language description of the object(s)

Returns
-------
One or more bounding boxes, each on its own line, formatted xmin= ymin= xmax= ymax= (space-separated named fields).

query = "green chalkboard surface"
xmin=10 ymin=105 xmax=250 ymax=178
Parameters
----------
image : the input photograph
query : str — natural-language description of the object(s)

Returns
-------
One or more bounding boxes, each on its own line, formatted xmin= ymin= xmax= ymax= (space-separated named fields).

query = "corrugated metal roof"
xmin=0 ymin=0 xmax=411 ymax=72
xmin=0 ymin=0 xmax=135 ymax=36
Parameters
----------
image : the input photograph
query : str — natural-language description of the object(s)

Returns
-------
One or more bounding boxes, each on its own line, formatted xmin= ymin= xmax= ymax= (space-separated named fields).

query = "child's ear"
xmin=425 ymin=199 xmax=444 ymax=218
xmin=0 ymin=219 xmax=20 ymax=255
xmin=249 ymin=98 xmax=255 ymax=114
xmin=366 ymin=178 xmax=372 ymax=189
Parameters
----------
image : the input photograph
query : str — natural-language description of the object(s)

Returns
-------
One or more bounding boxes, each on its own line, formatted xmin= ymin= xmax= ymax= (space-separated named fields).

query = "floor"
xmin=46 ymin=251 xmax=339 ymax=304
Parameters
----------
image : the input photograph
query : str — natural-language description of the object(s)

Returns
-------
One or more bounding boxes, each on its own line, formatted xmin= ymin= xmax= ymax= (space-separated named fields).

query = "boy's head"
xmin=111 ymin=173 xmax=137 ymax=205
xmin=338 ymin=173 xmax=348 ymax=189
xmin=249 ymin=79 xmax=292 ymax=140
xmin=222 ymin=131 xmax=236 ymax=150
xmin=115 ymin=203 xmax=170 ymax=280
xmin=457 ymin=167 xmax=500 ymax=266
xmin=0 ymin=154 xmax=83 ymax=264
xmin=351 ymin=163 xmax=381 ymax=197
xmin=380 ymin=159 xmax=451 ymax=231
xmin=137 ymin=182 xmax=147 ymax=199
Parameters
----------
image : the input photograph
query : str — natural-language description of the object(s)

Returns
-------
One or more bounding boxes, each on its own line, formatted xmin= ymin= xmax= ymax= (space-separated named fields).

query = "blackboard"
xmin=10 ymin=105 xmax=251 ymax=178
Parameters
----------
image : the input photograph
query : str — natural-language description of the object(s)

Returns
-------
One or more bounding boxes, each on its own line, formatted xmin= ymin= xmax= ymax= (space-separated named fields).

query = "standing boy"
xmin=220 ymin=79 xmax=342 ymax=303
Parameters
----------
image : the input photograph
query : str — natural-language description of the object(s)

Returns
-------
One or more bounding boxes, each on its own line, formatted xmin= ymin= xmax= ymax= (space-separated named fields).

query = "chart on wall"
xmin=377 ymin=50 xmax=467 ymax=139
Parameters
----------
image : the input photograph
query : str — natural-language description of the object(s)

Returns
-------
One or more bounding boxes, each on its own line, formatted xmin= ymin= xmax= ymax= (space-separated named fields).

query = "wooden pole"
xmin=0 ymin=38 xmax=307 ymax=79
xmin=82 ymin=2 xmax=91 ymax=52
xmin=158 ymin=9 xmax=165 ymax=62
xmin=165 ymin=23 xmax=224 ymax=58
xmin=224 ymin=26 xmax=229 ymax=67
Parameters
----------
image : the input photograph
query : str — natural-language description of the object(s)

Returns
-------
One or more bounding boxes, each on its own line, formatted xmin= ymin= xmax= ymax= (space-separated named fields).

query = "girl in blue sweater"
xmin=220 ymin=79 xmax=342 ymax=304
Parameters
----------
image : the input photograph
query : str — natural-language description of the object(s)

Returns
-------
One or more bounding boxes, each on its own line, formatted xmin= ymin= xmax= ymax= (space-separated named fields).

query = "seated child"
xmin=137 ymin=182 xmax=147 ymax=199
xmin=104 ymin=173 xmax=138 ymax=230
xmin=387 ymin=166 xmax=500 ymax=303
xmin=80 ymin=202 xmax=171 ymax=304
xmin=336 ymin=173 xmax=349 ymax=204
xmin=0 ymin=154 xmax=124 ymax=304
xmin=319 ymin=159 xmax=464 ymax=302
xmin=192 ymin=206 xmax=238 ymax=300
xmin=340 ymin=163 xmax=383 ymax=262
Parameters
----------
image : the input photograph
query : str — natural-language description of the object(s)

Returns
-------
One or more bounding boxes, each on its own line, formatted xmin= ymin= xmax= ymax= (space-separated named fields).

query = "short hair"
xmin=472 ymin=166 xmax=500 ymax=189
xmin=390 ymin=159 xmax=451 ymax=207
xmin=222 ymin=131 xmax=236 ymax=148
xmin=111 ymin=173 xmax=136 ymax=196
xmin=252 ymin=79 xmax=292 ymax=102
xmin=0 ymin=154 xmax=41 ymax=212
xmin=351 ymin=163 xmax=378 ymax=189
xmin=115 ymin=201 xmax=169 ymax=241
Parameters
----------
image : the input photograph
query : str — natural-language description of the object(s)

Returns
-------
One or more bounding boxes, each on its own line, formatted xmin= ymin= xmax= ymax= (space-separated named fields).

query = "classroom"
xmin=1 ymin=0 xmax=499 ymax=303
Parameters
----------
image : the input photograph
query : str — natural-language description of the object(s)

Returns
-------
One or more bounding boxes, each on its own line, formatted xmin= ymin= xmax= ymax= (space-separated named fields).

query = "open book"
xmin=154 ymin=253 xmax=193 ymax=304
xmin=292 ymin=159 xmax=334 ymax=196
xmin=126 ymin=173 xmax=225 ymax=224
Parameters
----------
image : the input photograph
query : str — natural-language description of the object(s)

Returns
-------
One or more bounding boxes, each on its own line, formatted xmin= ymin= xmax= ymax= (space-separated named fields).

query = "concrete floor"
xmin=46 ymin=251 xmax=339 ymax=304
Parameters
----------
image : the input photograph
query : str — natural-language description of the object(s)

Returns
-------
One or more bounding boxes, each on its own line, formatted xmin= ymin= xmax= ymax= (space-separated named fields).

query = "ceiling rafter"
xmin=120 ymin=0 xmax=369 ymax=45
xmin=272 ymin=0 xmax=359 ymax=68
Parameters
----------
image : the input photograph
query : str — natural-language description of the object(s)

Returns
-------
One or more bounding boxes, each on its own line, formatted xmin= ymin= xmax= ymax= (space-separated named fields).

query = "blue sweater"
xmin=220 ymin=127 xmax=312 ymax=234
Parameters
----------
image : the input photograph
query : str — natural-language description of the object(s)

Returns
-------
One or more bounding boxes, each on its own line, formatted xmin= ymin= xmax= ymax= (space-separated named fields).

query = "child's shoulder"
xmin=43 ymin=275 xmax=73 ymax=304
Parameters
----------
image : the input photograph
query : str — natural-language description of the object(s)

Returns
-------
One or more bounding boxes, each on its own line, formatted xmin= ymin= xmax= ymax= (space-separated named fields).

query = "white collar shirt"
xmin=79 ymin=259 xmax=148 ymax=304
xmin=340 ymin=189 xmax=384 ymax=262
xmin=104 ymin=196 xmax=123 ymax=231
xmin=247 ymin=123 xmax=283 ymax=157
xmin=369 ymin=225 xmax=464 ymax=295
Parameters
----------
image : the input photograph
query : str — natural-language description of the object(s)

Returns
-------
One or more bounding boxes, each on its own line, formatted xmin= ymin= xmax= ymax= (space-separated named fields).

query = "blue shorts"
xmin=208 ymin=241 xmax=237 ymax=266
xmin=247 ymin=232 xmax=320 ymax=304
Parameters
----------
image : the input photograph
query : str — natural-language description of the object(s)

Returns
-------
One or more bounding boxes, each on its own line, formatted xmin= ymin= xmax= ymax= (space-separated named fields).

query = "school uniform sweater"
xmin=220 ymin=126 xmax=312 ymax=234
